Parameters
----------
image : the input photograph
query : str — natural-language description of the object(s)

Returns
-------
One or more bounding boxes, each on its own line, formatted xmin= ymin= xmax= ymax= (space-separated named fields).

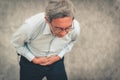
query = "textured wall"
xmin=0 ymin=0 xmax=120 ymax=80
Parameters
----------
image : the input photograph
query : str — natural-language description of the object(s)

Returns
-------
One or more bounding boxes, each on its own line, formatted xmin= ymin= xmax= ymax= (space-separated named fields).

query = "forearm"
xmin=12 ymin=25 xmax=35 ymax=61
xmin=58 ymin=40 xmax=75 ymax=58
xmin=16 ymin=46 xmax=35 ymax=61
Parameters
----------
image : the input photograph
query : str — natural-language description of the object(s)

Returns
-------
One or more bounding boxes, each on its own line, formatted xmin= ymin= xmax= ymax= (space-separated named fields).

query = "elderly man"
xmin=12 ymin=0 xmax=80 ymax=80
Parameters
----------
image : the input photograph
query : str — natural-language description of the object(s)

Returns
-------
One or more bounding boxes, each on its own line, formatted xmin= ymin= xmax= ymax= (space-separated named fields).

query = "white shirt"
xmin=12 ymin=12 xmax=80 ymax=61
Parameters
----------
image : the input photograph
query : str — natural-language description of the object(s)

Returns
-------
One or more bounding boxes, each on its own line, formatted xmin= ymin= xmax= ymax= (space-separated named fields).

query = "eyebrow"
xmin=54 ymin=25 xmax=72 ymax=29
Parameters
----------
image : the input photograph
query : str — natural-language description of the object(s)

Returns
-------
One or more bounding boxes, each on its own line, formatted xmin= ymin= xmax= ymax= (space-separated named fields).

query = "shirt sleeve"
xmin=58 ymin=20 xmax=80 ymax=58
xmin=58 ymin=40 xmax=76 ymax=58
xmin=11 ymin=23 xmax=35 ymax=61
xmin=11 ymin=13 xmax=45 ymax=61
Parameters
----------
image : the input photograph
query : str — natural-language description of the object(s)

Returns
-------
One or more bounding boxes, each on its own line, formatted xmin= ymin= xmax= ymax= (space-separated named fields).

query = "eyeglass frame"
xmin=50 ymin=23 xmax=73 ymax=33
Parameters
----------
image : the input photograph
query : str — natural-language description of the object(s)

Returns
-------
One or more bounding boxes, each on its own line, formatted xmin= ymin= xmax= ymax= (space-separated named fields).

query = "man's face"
xmin=50 ymin=17 xmax=73 ymax=38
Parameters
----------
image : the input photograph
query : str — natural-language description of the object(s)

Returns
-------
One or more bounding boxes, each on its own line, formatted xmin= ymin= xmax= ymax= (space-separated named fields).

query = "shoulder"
xmin=18 ymin=12 xmax=46 ymax=38
xmin=22 ymin=12 xmax=46 ymax=33
xmin=70 ymin=19 xmax=80 ymax=40
xmin=73 ymin=19 xmax=80 ymax=34
xmin=25 ymin=12 xmax=45 ymax=24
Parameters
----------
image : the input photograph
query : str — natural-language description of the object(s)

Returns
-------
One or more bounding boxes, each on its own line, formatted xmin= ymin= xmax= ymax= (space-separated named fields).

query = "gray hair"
xmin=45 ymin=0 xmax=76 ymax=22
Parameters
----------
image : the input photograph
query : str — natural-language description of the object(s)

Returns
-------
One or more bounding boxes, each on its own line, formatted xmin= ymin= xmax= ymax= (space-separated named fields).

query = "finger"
xmin=39 ymin=63 xmax=49 ymax=66
xmin=43 ymin=61 xmax=52 ymax=65
xmin=47 ymin=55 xmax=55 ymax=59
xmin=39 ymin=61 xmax=50 ymax=66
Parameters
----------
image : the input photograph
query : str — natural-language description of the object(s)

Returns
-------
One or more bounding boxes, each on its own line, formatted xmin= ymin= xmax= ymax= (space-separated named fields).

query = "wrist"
xmin=55 ymin=55 xmax=61 ymax=61
xmin=32 ymin=57 xmax=38 ymax=64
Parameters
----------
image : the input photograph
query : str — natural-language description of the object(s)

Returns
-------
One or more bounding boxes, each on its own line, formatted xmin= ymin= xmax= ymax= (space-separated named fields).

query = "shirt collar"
xmin=42 ymin=22 xmax=52 ymax=35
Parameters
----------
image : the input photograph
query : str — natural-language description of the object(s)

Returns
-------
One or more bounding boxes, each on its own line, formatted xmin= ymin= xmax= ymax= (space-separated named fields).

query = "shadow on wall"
xmin=0 ymin=0 xmax=120 ymax=80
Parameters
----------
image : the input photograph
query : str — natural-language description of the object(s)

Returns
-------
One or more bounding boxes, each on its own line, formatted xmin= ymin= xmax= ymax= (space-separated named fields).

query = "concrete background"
xmin=0 ymin=0 xmax=120 ymax=80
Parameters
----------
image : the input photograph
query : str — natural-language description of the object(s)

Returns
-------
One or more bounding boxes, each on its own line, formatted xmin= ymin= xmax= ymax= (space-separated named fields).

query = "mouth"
xmin=56 ymin=34 xmax=66 ymax=38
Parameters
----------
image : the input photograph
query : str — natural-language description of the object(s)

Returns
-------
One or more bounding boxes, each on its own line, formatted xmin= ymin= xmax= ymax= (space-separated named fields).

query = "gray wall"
xmin=0 ymin=0 xmax=120 ymax=80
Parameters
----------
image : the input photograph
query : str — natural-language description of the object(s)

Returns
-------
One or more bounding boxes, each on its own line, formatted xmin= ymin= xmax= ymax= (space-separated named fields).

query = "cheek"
xmin=52 ymin=31 xmax=59 ymax=36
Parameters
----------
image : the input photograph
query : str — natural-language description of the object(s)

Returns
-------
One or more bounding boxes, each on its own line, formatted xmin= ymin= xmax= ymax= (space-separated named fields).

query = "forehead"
xmin=51 ymin=17 xmax=73 ymax=28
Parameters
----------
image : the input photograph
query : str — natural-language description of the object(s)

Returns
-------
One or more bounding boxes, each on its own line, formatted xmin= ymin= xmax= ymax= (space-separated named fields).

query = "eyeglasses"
xmin=51 ymin=24 xmax=73 ymax=33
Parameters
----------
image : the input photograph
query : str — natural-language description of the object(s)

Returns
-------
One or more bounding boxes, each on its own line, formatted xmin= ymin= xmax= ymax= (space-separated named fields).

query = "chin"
xmin=57 ymin=35 xmax=65 ymax=38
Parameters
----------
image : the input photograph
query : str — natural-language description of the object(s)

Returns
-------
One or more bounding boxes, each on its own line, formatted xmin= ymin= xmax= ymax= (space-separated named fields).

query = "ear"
xmin=44 ymin=17 xmax=52 ymax=28
xmin=44 ymin=17 xmax=50 ymax=23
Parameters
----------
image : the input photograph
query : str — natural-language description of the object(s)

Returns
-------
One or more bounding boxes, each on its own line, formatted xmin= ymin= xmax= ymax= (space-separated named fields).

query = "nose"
xmin=60 ymin=30 xmax=67 ymax=36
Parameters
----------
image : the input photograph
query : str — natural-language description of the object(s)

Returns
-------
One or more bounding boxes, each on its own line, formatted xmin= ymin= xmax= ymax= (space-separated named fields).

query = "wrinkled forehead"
xmin=51 ymin=17 xmax=73 ymax=28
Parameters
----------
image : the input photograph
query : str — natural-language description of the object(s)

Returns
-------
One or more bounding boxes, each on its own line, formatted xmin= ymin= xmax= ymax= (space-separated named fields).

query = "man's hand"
xmin=47 ymin=55 xmax=61 ymax=65
xmin=32 ymin=57 xmax=49 ymax=66
xmin=32 ymin=55 xmax=61 ymax=66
